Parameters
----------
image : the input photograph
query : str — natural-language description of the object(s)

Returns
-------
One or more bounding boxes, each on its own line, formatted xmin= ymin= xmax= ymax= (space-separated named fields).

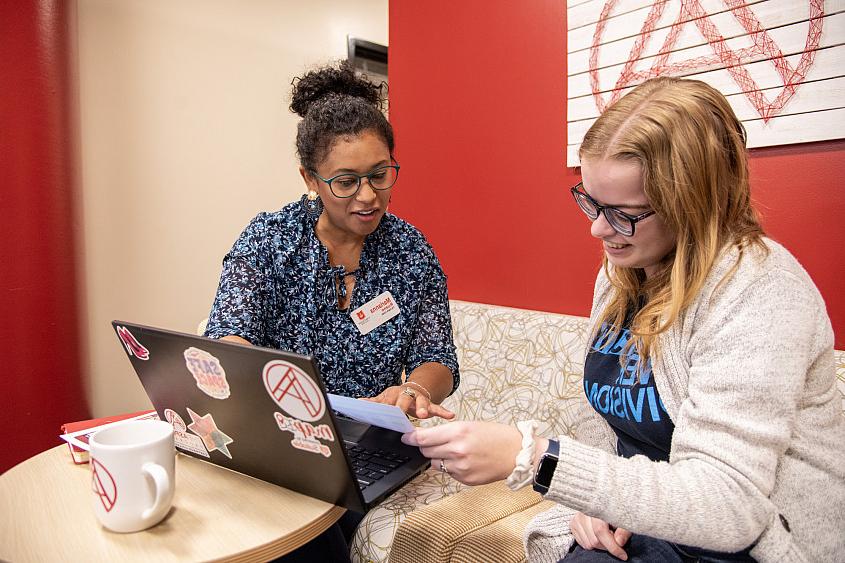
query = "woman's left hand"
xmin=401 ymin=421 xmax=523 ymax=485
xmin=364 ymin=384 xmax=456 ymax=420
xmin=570 ymin=512 xmax=631 ymax=560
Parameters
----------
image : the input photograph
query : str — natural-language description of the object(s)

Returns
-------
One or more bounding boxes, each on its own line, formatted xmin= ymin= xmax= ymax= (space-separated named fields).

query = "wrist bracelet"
xmin=403 ymin=380 xmax=432 ymax=401
xmin=505 ymin=419 xmax=539 ymax=491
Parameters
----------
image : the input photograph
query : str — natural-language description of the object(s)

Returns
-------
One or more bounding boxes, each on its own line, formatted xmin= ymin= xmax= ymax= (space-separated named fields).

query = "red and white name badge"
xmin=351 ymin=291 xmax=400 ymax=335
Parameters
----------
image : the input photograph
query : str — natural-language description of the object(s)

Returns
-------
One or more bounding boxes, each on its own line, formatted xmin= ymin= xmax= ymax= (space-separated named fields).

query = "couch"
xmin=350 ymin=300 xmax=845 ymax=563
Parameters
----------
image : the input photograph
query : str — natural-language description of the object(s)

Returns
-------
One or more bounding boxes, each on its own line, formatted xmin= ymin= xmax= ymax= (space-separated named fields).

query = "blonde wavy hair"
xmin=580 ymin=76 xmax=766 ymax=365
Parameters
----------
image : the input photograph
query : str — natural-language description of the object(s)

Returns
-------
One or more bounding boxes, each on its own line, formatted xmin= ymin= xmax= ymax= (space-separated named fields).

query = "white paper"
xmin=327 ymin=393 xmax=415 ymax=434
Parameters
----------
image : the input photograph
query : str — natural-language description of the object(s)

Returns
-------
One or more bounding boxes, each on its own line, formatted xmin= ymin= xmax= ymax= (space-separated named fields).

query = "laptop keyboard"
xmin=346 ymin=445 xmax=411 ymax=489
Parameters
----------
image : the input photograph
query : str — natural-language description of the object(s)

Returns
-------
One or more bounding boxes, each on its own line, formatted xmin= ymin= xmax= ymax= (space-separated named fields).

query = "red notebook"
xmin=60 ymin=410 xmax=157 ymax=464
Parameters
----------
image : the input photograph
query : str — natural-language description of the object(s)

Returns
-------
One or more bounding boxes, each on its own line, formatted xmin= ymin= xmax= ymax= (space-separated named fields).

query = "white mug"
xmin=89 ymin=419 xmax=176 ymax=533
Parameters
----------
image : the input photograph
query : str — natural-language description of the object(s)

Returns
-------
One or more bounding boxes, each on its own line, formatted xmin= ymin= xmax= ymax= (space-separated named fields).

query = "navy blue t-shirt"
xmin=584 ymin=319 xmax=673 ymax=461
xmin=583 ymin=315 xmax=755 ymax=561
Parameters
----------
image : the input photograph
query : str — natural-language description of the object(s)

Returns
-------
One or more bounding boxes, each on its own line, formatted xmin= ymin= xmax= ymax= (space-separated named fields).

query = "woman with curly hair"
xmin=204 ymin=62 xmax=460 ymax=561
xmin=402 ymin=77 xmax=845 ymax=562
xmin=205 ymin=62 xmax=459 ymax=420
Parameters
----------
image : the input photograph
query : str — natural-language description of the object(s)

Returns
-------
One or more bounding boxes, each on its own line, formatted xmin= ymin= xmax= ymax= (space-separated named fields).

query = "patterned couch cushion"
xmin=387 ymin=482 xmax=550 ymax=563
xmin=838 ymin=349 xmax=845 ymax=414
xmin=349 ymin=469 xmax=468 ymax=562
xmin=350 ymin=301 xmax=845 ymax=563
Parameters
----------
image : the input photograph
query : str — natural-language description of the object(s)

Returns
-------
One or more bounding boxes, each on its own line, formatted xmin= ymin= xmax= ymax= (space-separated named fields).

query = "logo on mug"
xmin=91 ymin=458 xmax=118 ymax=512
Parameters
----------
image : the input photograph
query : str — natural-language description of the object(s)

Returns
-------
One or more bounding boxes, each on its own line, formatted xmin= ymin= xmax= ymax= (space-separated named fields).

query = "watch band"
xmin=532 ymin=439 xmax=560 ymax=494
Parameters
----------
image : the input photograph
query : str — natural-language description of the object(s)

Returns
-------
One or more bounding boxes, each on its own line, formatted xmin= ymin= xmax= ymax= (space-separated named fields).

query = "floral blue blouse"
xmin=204 ymin=198 xmax=460 ymax=398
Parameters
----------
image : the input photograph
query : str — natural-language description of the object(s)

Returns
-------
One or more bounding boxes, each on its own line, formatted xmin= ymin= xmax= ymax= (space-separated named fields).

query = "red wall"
xmin=389 ymin=0 xmax=845 ymax=349
xmin=1 ymin=1 xmax=89 ymax=472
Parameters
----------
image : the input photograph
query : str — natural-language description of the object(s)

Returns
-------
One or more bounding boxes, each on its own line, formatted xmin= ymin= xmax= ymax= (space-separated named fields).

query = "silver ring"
xmin=439 ymin=459 xmax=449 ymax=474
xmin=401 ymin=388 xmax=417 ymax=399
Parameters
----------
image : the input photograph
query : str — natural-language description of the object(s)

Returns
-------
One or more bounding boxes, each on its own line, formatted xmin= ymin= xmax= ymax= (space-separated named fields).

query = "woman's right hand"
xmin=401 ymin=421 xmax=524 ymax=485
xmin=570 ymin=512 xmax=631 ymax=561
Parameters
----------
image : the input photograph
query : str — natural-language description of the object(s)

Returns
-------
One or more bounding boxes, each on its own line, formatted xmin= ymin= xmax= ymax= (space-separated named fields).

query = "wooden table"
xmin=0 ymin=445 xmax=346 ymax=562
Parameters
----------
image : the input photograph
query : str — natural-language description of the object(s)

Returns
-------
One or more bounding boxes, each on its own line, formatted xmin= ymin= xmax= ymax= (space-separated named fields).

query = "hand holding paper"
xmin=328 ymin=393 xmax=416 ymax=433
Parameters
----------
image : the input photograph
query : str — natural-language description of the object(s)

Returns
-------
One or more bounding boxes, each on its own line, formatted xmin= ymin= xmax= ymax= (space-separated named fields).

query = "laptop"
xmin=111 ymin=320 xmax=430 ymax=513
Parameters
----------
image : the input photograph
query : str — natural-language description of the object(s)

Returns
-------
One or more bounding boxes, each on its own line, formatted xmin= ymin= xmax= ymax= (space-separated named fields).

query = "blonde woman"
xmin=402 ymin=77 xmax=845 ymax=562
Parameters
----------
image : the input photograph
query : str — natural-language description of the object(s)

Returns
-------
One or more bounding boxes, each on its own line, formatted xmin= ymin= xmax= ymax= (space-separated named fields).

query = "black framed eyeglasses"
xmin=570 ymin=183 xmax=655 ymax=237
xmin=310 ymin=162 xmax=400 ymax=199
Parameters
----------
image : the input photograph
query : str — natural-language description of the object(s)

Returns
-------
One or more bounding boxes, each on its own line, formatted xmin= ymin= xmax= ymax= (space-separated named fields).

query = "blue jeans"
xmin=564 ymin=534 xmax=755 ymax=562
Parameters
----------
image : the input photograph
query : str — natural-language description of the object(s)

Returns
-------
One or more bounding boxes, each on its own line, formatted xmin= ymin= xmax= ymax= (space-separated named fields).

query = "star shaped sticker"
xmin=186 ymin=407 xmax=233 ymax=459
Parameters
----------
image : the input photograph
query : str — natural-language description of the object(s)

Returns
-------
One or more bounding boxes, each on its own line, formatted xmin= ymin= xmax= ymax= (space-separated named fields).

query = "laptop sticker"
xmin=350 ymin=291 xmax=400 ymax=335
xmin=186 ymin=407 xmax=234 ymax=459
xmin=183 ymin=347 xmax=230 ymax=399
xmin=274 ymin=412 xmax=334 ymax=458
xmin=115 ymin=326 xmax=149 ymax=360
xmin=263 ymin=360 xmax=326 ymax=422
xmin=164 ymin=408 xmax=209 ymax=458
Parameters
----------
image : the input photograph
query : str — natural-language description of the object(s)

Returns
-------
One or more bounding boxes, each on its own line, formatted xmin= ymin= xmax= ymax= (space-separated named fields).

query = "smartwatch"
xmin=532 ymin=439 xmax=560 ymax=494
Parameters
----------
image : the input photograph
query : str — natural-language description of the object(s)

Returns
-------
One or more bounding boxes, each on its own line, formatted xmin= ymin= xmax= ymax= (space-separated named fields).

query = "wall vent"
xmin=347 ymin=36 xmax=387 ymax=86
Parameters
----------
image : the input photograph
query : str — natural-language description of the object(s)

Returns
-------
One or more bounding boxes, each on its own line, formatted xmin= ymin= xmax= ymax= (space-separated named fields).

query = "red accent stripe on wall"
xmin=389 ymin=0 xmax=845 ymax=349
xmin=0 ymin=1 xmax=89 ymax=472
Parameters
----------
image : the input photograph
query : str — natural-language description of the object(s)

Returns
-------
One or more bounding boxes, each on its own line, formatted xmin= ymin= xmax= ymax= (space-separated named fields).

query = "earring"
xmin=302 ymin=190 xmax=323 ymax=218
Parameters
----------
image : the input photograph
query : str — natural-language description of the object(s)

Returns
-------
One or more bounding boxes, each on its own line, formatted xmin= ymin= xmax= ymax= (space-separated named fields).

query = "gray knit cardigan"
xmin=524 ymin=239 xmax=845 ymax=562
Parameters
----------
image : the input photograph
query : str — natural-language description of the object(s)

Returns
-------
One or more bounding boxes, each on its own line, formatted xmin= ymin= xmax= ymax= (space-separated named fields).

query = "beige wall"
xmin=76 ymin=0 xmax=388 ymax=416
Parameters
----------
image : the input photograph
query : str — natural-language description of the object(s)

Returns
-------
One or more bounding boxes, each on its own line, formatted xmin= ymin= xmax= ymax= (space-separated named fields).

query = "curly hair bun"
xmin=289 ymin=62 xmax=382 ymax=117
